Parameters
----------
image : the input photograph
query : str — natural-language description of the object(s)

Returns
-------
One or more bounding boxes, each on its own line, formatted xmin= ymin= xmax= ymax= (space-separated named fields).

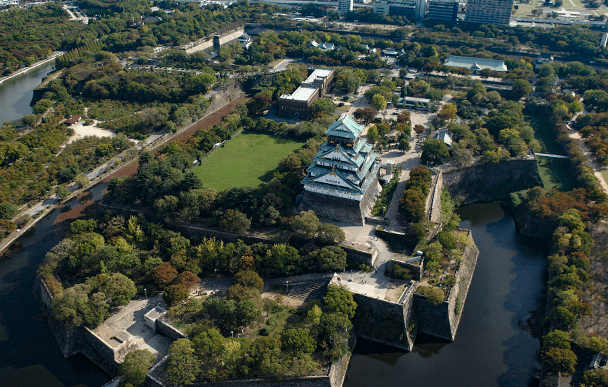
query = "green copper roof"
xmin=325 ymin=114 xmax=364 ymax=139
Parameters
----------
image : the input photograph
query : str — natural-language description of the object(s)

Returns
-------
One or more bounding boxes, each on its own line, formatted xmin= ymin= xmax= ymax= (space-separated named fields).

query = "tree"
xmin=153 ymin=262 xmax=178 ymax=288
xmin=414 ymin=124 xmax=425 ymax=135
xmin=315 ymin=246 xmax=347 ymax=271
xmin=307 ymin=304 xmax=322 ymax=324
xmin=100 ymin=273 xmax=137 ymax=307
xmin=371 ymin=94 xmax=387 ymax=111
xmin=281 ymin=328 xmax=316 ymax=356
xmin=317 ymin=223 xmax=345 ymax=245
xmin=247 ymin=93 xmax=272 ymax=115
xmin=421 ymin=138 xmax=450 ymax=164
xmin=0 ymin=203 xmax=17 ymax=220
xmin=399 ymin=138 xmax=410 ymax=153
xmin=33 ymin=98 xmax=52 ymax=114
xmin=310 ymin=98 xmax=335 ymax=118
xmin=539 ymin=347 xmax=577 ymax=375
xmin=164 ymin=284 xmax=189 ymax=305
xmin=583 ymin=369 xmax=608 ymax=387
xmin=167 ymin=339 xmax=200 ymax=385
xmin=550 ymin=306 xmax=578 ymax=331
xmin=323 ymin=284 xmax=357 ymax=318
xmin=438 ymin=104 xmax=457 ymax=122
xmin=334 ymin=69 xmax=361 ymax=93
xmin=544 ymin=330 xmax=571 ymax=349
xmin=52 ymin=284 xmax=109 ymax=329
xmin=234 ymin=270 xmax=264 ymax=291
xmin=218 ymin=209 xmax=251 ymax=233
xmin=119 ymin=349 xmax=155 ymax=387
xmin=511 ymin=79 xmax=532 ymax=100
xmin=235 ymin=299 xmax=262 ymax=327
xmin=174 ymin=271 xmax=200 ymax=290
xmin=290 ymin=210 xmax=320 ymax=238
xmin=366 ymin=126 xmax=379 ymax=143
xmin=56 ymin=186 xmax=70 ymax=200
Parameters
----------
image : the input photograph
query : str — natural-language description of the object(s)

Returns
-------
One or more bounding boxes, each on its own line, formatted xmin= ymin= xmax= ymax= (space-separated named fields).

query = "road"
xmin=0 ymin=51 xmax=64 ymax=85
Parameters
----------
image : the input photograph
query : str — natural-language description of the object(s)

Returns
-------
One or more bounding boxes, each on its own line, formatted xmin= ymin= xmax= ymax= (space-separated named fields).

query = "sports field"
xmin=193 ymin=132 xmax=305 ymax=191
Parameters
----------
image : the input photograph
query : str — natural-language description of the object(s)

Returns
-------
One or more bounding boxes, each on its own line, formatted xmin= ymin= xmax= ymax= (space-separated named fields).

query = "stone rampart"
xmin=429 ymin=171 xmax=443 ymax=222
xmin=388 ymin=258 xmax=423 ymax=281
xmin=414 ymin=230 xmax=479 ymax=341
xmin=147 ymin=352 xmax=350 ymax=387
xmin=299 ymin=173 xmax=381 ymax=225
xmin=33 ymin=273 xmax=122 ymax=375
xmin=341 ymin=243 xmax=377 ymax=267
xmin=441 ymin=157 xmax=540 ymax=205
xmin=349 ymin=286 xmax=414 ymax=351
xmin=156 ymin=318 xmax=187 ymax=341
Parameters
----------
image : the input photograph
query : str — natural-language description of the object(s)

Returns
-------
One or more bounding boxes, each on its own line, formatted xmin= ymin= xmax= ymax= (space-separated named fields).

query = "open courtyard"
xmin=193 ymin=131 xmax=305 ymax=191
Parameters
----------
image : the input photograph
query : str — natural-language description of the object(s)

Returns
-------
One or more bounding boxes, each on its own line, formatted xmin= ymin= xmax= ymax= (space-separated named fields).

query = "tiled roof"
xmin=325 ymin=114 xmax=364 ymax=139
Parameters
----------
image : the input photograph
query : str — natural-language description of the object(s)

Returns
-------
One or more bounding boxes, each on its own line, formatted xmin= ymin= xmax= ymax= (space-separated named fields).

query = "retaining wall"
xmin=156 ymin=318 xmax=187 ymax=341
xmin=341 ymin=243 xmax=377 ymax=267
xmin=414 ymin=230 xmax=479 ymax=341
xmin=441 ymin=157 xmax=541 ymax=205
xmin=388 ymin=258 xmax=423 ymax=281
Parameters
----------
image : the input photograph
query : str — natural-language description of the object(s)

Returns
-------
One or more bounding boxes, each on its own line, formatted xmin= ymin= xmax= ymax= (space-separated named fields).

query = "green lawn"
xmin=193 ymin=131 xmax=305 ymax=191
xmin=525 ymin=113 xmax=577 ymax=191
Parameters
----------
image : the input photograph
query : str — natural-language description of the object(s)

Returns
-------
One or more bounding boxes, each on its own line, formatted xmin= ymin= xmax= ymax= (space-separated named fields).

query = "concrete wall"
xmin=388 ymin=259 xmax=423 ymax=281
xmin=414 ymin=231 xmax=479 ymax=341
xmin=442 ymin=157 xmax=540 ymax=205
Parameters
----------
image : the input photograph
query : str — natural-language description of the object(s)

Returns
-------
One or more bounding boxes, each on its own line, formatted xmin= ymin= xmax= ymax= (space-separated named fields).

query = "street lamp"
xmin=383 ymin=206 xmax=386 ymax=216
xmin=231 ymin=330 xmax=234 ymax=338
xmin=286 ymin=280 xmax=289 ymax=295
xmin=144 ymin=288 xmax=147 ymax=299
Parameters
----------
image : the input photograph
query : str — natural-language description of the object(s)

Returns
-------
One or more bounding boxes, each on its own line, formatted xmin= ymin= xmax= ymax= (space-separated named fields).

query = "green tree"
xmin=310 ymin=98 xmax=335 ymax=118
xmin=316 ymin=223 xmax=345 ymax=245
xmin=290 ymin=210 xmax=320 ymax=238
xmin=539 ymin=347 xmax=577 ymax=375
xmin=56 ymin=186 xmax=70 ymax=200
xmin=307 ymin=304 xmax=322 ymax=324
xmin=119 ymin=349 xmax=155 ymax=387
xmin=164 ymin=284 xmax=189 ymax=305
xmin=153 ymin=262 xmax=178 ymax=288
xmin=100 ymin=273 xmax=137 ymax=307
xmin=511 ymin=79 xmax=532 ymax=100
xmin=371 ymin=94 xmax=387 ymax=111
xmin=417 ymin=285 xmax=445 ymax=305
xmin=281 ymin=328 xmax=316 ymax=356
xmin=323 ymin=284 xmax=357 ymax=318
xmin=421 ymin=138 xmax=450 ymax=164
xmin=218 ymin=209 xmax=251 ymax=233
xmin=33 ymin=98 xmax=52 ymax=114
xmin=0 ymin=203 xmax=17 ymax=220
xmin=583 ymin=369 xmax=608 ymax=387
xmin=366 ymin=125 xmax=379 ymax=143
xmin=234 ymin=270 xmax=264 ymax=291
xmin=315 ymin=246 xmax=347 ymax=271
xmin=438 ymin=104 xmax=457 ymax=123
xmin=543 ymin=330 xmax=571 ymax=349
xmin=166 ymin=339 xmax=200 ymax=385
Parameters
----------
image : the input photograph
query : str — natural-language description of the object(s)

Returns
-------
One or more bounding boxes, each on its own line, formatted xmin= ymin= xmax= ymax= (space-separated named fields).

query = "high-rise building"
xmin=372 ymin=0 xmax=426 ymax=18
xmin=427 ymin=0 xmax=460 ymax=23
xmin=464 ymin=0 xmax=514 ymax=26
xmin=338 ymin=0 xmax=354 ymax=13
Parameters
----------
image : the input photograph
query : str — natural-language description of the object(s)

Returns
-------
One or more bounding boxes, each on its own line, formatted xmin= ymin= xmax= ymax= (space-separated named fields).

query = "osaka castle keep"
xmin=299 ymin=113 xmax=381 ymax=224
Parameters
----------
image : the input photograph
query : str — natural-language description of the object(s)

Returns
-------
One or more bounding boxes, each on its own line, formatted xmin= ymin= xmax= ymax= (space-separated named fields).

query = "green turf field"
xmin=193 ymin=131 xmax=305 ymax=191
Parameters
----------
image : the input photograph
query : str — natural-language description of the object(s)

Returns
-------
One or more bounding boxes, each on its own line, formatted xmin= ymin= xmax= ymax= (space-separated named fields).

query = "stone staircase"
xmin=288 ymin=278 xmax=330 ymax=300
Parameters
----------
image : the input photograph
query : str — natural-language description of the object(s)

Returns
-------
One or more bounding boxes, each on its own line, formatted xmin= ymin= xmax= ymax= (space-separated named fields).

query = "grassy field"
xmin=193 ymin=131 xmax=305 ymax=191
xmin=526 ymin=113 xmax=577 ymax=191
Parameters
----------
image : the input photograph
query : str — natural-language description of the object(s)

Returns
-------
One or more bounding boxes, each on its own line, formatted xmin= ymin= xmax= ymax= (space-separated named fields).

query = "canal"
xmin=0 ymin=61 xmax=56 ymax=127
xmin=344 ymin=202 xmax=548 ymax=387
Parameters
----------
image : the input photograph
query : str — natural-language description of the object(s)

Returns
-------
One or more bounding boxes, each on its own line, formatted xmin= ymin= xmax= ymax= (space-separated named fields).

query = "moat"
xmin=344 ymin=202 xmax=548 ymax=387
xmin=0 ymin=185 xmax=548 ymax=386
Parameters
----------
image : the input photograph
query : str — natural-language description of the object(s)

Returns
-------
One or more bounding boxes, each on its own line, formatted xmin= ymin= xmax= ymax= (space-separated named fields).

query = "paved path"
xmin=569 ymin=131 xmax=608 ymax=195
xmin=0 ymin=51 xmax=64 ymax=85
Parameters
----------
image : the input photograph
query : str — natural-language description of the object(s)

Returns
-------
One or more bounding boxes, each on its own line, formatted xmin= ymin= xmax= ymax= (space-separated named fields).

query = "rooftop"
xmin=303 ymin=68 xmax=333 ymax=84
xmin=325 ymin=113 xmax=364 ymax=139
xmin=279 ymin=86 xmax=317 ymax=102
xmin=444 ymin=55 xmax=508 ymax=72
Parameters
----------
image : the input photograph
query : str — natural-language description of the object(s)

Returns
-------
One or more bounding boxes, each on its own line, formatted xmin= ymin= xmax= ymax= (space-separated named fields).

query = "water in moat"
xmin=344 ymin=202 xmax=548 ymax=387
xmin=0 ymin=61 xmax=55 ymax=127
xmin=0 ymin=191 xmax=546 ymax=386
xmin=0 ymin=184 xmax=110 ymax=387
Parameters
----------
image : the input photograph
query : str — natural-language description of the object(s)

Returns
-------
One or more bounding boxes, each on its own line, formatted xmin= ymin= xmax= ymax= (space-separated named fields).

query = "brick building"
xmin=278 ymin=68 xmax=334 ymax=119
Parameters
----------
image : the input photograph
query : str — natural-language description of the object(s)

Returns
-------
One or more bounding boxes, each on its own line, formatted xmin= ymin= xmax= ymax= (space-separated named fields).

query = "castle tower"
xmin=299 ymin=114 xmax=381 ymax=224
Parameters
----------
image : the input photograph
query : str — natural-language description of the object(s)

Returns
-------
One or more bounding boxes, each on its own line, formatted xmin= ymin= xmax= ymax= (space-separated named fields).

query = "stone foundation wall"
xmin=341 ymin=243 xmax=377 ymax=267
xmin=299 ymin=173 xmax=381 ymax=225
xmin=33 ymin=273 xmax=121 ymax=375
xmin=350 ymin=290 xmax=413 ymax=351
xmin=414 ymin=231 xmax=479 ymax=341
xmin=388 ymin=259 xmax=423 ymax=281
xmin=441 ymin=157 xmax=540 ymax=205
xmin=156 ymin=318 xmax=187 ymax=341
xmin=147 ymin=353 xmax=350 ymax=387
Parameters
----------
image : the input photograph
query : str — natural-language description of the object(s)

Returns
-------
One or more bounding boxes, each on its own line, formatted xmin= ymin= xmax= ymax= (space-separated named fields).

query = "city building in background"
xmin=338 ymin=0 xmax=354 ymax=13
xmin=427 ymin=0 xmax=461 ymax=23
xmin=464 ymin=0 xmax=514 ymax=26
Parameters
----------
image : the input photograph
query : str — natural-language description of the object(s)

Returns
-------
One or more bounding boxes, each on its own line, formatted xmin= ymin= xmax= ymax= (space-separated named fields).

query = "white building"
xmin=0 ymin=0 xmax=19 ymax=7
xmin=601 ymin=32 xmax=608 ymax=48
xmin=338 ymin=0 xmax=354 ymax=13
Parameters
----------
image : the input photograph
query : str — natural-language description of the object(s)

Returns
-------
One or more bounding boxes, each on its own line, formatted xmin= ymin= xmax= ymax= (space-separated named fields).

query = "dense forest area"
xmin=0 ymin=4 xmax=88 ymax=74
